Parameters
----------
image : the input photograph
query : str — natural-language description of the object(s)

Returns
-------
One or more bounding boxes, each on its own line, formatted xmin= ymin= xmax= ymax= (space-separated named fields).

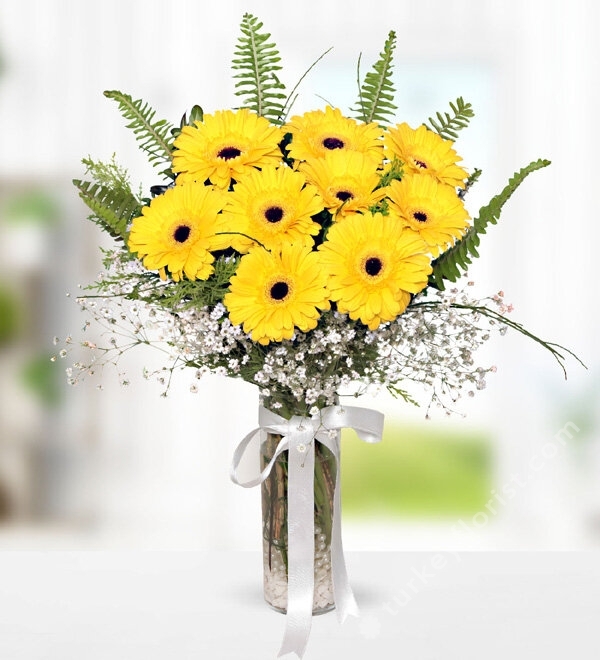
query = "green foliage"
xmin=426 ymin=97 xmax=474 ymax=141
xmin=143 ymin=255 xmax=239 ymax=310
xmin=181 ymin=104 xmax=204 ymax=127
xmin=104 ymin=90 xmax=174 ymax=169
xmin=429 ymin=159 xmax=551 ymax=289
xmin=368 ymin=158 xmax=403 ymax=215
xmin=74 ymin=179 xmax=141 ymax=243
xmin=81 ymin=154 xmax=130 ymax=189
xmin=387 ymin=384 xmax=419 ymax=407
xmin=232 ymin=13 xmax=286 ymax=123
xmin=171 ymin=104 xmax=205 ymax=141
xmin=73 ymin=157 xmax=141 ymax=243
xmin=377 ymin=157 xmax=403 ymax=187
xmin=459 ymin=167 xmax=482 ymax=200
xmin=93 ymin=252 xmax=239 ymax=311
xmin=354 ymin=31 xmax=397 ymax=125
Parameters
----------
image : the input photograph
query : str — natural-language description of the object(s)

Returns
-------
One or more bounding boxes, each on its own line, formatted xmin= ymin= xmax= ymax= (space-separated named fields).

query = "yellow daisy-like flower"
xmin=128 ymin=183 xmax=225 ymax=281
xmin=172 ymin=108 xmax=283 ymax=189
xmin=286 ymin=106 xmax=383 ymax=164
xmin=220 ymin=165 xmax=324 ymax=253
xmin=387 ymin=175 xmax=471 ymax=257
xmin=318 ymin=212 xmax=431 ymax=330
xmin=299 ymin=150 xmax=387 ymax=220
xmin=384 ymin=122 xmax=468 ymax=188
xmin=224 ymin=244 xmax=330 ymax=345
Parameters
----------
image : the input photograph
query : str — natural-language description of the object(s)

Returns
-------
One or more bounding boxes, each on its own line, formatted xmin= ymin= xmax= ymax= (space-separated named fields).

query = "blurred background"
xmin=0 ymin=0 xmax=597 ymax=552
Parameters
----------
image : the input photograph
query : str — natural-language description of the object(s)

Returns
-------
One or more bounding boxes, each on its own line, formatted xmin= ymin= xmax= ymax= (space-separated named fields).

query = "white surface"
xmin=0 ymin=551 xmax=598 ymax=659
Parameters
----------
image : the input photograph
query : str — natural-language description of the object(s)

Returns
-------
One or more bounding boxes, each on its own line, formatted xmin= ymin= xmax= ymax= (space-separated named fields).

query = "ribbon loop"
xmin=230 ymin=404 xmax=384 ymax=659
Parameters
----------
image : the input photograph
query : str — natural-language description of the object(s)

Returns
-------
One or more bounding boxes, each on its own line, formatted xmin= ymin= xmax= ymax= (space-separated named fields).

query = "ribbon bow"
xmin=231 ymin=404 xmax=384 ymax=659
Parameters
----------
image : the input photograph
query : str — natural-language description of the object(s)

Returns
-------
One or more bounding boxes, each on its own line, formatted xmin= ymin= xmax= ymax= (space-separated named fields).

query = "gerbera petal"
xmin=224 ymin=244 xmax=329 ymax=345
xmin=128 ymin=183 xmax=224 ymax=281
xmin=318 ymin=212 xmax=432 ymax=329
xmin=299 ymin=150 xmax=386 ymax=220
xmin=286 ymin=106 xmax=384 ymax=164
xmin=172 ymin=108 xmax=283 ymax=189
xmin=384 ymin=122 xmax=468 ymax=188
xmin=387 ymin=175 xmax=471 ymax=256
xmin=220 ymin=165 xmax=323 ymax=253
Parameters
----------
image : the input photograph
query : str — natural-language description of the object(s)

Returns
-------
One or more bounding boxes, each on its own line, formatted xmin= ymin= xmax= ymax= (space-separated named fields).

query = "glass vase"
xmin=261 ymin=431 xmax=336 ymax=614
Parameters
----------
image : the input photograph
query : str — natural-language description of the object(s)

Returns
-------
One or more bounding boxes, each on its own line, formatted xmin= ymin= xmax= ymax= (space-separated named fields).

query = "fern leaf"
xmin=104 ymin=90 xmax=174 ymax=169
xmin=429 ymin=158 xmax=551 ymax=289
xmin=458 ymin=167 xmax=482 ymax=200
xmin=427 ymin=97 xmax=474 ymax=141
xmin=232 ymin=13 xmax=286 ymax=123
xmin=73 ymin=179 xmax=141 ymax=243
xmin=353 ymin=31 xmax=397 ymax=125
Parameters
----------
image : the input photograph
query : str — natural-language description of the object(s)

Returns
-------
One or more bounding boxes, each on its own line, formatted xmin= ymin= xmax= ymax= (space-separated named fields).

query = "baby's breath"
xmin=59 ymin=265 xmax=518 ymax=417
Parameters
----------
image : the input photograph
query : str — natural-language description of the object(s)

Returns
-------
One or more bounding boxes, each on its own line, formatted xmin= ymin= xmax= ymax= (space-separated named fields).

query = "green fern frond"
xmin=73 ymin=178 xmax=141 ymax=243
xmin=232 ymin=13 xmax=286 ymax=123
xmin=427 ymin=97 xmax=474 ymax=141
xmin=353 ymin=31 xmax=397 ymax=125
xmin=459 ymin=167 xmax=482 ymax=200
xmin=104 ymin=90 xmax=174 ymax=169
xmin=429 ymin=158 xmax=551 ymax=289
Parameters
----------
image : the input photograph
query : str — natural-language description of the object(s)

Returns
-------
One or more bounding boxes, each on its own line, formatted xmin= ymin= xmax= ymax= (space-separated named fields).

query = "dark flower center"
xmin=323 ymin=137 xmax=344 ymax=150
xmin=335 ymin=190 xmax=354 ymax=202
xmin=414 ymin=159 xmax=428 ymax=169
xmin=365 ymin=257 xmax=383 ymax=276
xmin=413 ymin=211 xmax=428 ymax=223
xmin=173 ymin=224 xmax=191 ymax=243
xmin=217 ymin=146 xmax=242 ymax=160
xmin=265 ymin=206 xmax=284 ymax=223
xmin=270 ymin=281 xmax=289 ymax=300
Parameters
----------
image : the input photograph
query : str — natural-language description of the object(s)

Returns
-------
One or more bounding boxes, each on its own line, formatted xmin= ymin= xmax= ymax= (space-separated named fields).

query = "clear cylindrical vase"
xmin=261 ymin=431 xmax=336 ymax=614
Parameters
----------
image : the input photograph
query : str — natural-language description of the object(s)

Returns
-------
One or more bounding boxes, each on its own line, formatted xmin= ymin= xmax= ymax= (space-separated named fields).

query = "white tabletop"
xmin=0 ymin=551 xmax=598 ymax=660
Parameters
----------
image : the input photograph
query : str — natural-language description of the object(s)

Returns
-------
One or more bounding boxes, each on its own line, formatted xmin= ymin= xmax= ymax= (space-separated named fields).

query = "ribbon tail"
xmin=324 ymin=431 xmax=359 ymax=623
xmin=278 ymin=422 xmax=316 ymax=659
xmin=231 ymin=404 xmax=384 ymax=658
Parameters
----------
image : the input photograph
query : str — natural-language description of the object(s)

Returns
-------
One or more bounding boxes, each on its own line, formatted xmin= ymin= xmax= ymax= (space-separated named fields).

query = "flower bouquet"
xmin=59 ymin=13 xmax=579 ymax=659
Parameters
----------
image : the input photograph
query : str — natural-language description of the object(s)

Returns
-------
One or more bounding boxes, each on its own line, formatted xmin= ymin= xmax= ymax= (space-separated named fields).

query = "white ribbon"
xmin=230 ymin=404 xmax=384 ymax=659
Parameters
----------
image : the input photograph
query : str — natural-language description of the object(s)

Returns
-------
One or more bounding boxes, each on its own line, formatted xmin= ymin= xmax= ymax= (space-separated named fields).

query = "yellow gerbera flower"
xmin=286 ymin=106 xmax=383 ymax=164
xmin=299 ymin=150 xmax=387 ymax=220
xmin=220 ymin=165 xmax=323 ymax=253
xmin=172 ymin=108 xmax=283 ymax=189
xmin=318 ymin=212 xmax=431 ymax=330
xmin=224 ymin=244 xmax=330 ymax=345
xmin=128 ymin=183 xmax=225 ymax=281
xmin=387 ymin=175 xmax=471 ymax=257
xmin=384 ymin=122 xmax=468 ymax=188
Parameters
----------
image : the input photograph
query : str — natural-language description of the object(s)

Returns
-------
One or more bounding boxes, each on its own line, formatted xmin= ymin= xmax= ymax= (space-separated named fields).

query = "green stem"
xmin=410 ymin=300 xmax=586 ymax=378
xmin=261 ymin=434 xmax=336 ymax=578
